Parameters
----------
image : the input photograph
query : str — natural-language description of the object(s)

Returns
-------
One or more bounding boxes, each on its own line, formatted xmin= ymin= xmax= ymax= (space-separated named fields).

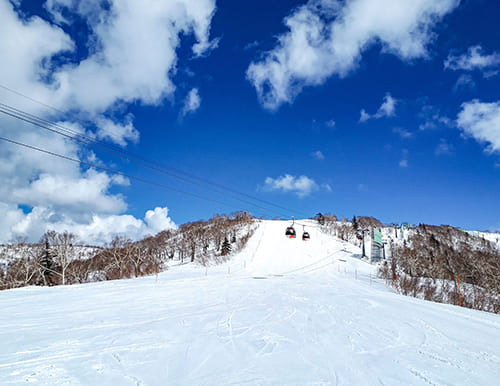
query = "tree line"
xmin=379 ymin=224 xmax=500 ymax=313
xmin=0 ymin=212 xmax=256 ymax=290
xmin=315 ymin=214 xmax=500 ymax=313
xmin=317 ymin=213 xmax=382 ymax=244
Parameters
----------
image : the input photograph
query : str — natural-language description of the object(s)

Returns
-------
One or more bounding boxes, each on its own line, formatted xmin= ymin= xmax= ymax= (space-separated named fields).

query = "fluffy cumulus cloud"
xmin=445 ymin=45 xmax=500 ymax=73
xmin=247 ymin=0 xmax=460 ymax=110
xmin=94 ymin=116 xmax=139 ymax=147
xmin=0 ymin=0 xmax=74 ymax=113
xmin=43 ymin=0 xmax=217 ymax=115
xmin=0 ymin=204 xmax=176 ymax=245
xmin=359 ymin=93 xmax=397 ymax=122
xmin=0 ymin=0 xmax=217 ymax=243
xmin=67 ymin=206 xmax=177 ymax=245
xmin=263 ymin=174 xmax=320 ymax=198
xmin=456 ymin=100 xmax=500 ymax=153
xmin=144 ymin=207 xmax=177 ymax=235
xmin=1 ymin=0 xmax=218 ymax=132
xmin=10 ymin=171 xmax=128 ymax=215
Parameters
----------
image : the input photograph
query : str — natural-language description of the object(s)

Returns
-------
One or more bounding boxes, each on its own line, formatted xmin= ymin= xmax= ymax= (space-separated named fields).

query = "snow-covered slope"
xmin=1 ymin=220 xmax=499 ymax=385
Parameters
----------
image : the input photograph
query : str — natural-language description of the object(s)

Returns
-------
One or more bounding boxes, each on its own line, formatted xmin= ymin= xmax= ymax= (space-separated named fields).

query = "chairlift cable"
xmin=0 ymin=100 xmax=309 ymax=218
xmin=0 ymin=134 xmax=275 ymax=218
xmin=0 ymin=105 xmax=294 ymax=218
xmin=0 ymin=85 xmax=310 ymax=217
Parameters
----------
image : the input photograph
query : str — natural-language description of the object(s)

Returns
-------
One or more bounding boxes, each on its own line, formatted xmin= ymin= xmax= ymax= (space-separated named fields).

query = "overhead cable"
xmin=0 ymin=98 xmax=310 ymax=219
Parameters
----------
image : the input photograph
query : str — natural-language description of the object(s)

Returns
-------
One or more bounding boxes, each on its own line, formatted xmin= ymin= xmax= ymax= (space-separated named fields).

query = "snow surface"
xmin=1 ymin=220 xmax=499 ymax=385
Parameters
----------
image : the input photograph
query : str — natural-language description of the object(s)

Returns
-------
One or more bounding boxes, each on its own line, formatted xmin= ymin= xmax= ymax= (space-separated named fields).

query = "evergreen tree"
xmin=40 ymin=240 xmax=55 ymax=286
xmin=352 ymin=216 xmax=359 ymax=231
xmin=221 ymin=237 xmax=232 ymax=256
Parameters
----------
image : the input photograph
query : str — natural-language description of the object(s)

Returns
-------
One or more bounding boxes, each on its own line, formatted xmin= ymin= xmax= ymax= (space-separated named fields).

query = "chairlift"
xmin=302 ymin=225 xmax=310 ymax=240
xmin=285 ymin=226 xmax=296 ymax=238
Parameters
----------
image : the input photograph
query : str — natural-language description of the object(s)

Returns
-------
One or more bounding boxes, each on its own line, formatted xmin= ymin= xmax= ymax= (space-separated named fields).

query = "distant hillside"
xmin=2 ymin=212 xmax=500 ymax=314
xmin=315 ymin=214 xmax=500 ymax=313
xmin=0 ymin=212 xmax=256 ymax=290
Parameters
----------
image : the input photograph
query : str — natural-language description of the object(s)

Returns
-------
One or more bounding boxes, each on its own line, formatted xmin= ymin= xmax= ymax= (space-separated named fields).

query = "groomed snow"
xmin=1 ymin=220 xmax=499 ymax=384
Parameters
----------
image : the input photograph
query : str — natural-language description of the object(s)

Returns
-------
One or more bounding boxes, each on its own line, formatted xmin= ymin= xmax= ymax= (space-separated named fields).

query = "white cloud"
xmin=9 ymin=169 xmax=127 ymax=215
xmin=393 ymin=127 xmax=413 ymax=139
xmin=244 ymin=40 xmax=260 ymax=51
xmin=0 ymin=204 xmax=176 ymax=245
xmin=45 ymin=0 xmax=217 ymax=114
xmin=95 ymin=116 xmax=139 ymax=147
xmin=399 ymin=149 xmax=409 ymax=167
xmin=1 ymin=0 xmax=217 ymax=117
xmin=418 ymin=105 xmax=452 ymax=131
xmin=483 ymin=70 xmax=499 ymax=79
xmin=378 ymin=94 xmax=397 ymax=117
xmin=144 ymin=207 xmax=177 ymax=235
xmin=445 ymin=45 xmax=500 ymax=72
xmin=181 ymin=88 xmax=201 ymax=117
xmin=359 ymin=109 xmax=371 ymax=123
xmin=247 ymin=0 xmax=459 ymax=110
xmin=453 ymin=74 xmax=476 ymax=92
xmin=263 ymin=174 xmax=319 ymax=198
xmin=312 ymin=150 xmax=325 ymax=160
xmin=456 ymin=100 xmax=500 ymax=153
xmin=0 ymin=0 xmax=215 ymax=243
xmin=68 ymin=206 xmax=177 ymax=245
xmin=322 ymin=183 xmax=332 ymax=192
xmin=0 ymin=203 xmax=25 ymax=243
xmin=435 ymin=139 xmax=453 ymax=155
xmin=0 ymin=0 xmax=74 ymax=113
xmin=360 ymin=93 xmax=397 ymax=122
xmin=357 ymin=183 xmax=366 ymax=191
xmin=325 ymin=119 xmax=336 ymax=128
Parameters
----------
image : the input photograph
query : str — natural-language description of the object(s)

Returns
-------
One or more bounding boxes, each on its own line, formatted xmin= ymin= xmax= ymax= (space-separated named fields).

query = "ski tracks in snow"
xmin=1 ymin=220 xmax=500 ymax=384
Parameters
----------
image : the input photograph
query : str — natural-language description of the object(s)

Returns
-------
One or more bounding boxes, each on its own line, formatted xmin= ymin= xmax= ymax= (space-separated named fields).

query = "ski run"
xmin=1 ymin=220 xmax=499 ymax=385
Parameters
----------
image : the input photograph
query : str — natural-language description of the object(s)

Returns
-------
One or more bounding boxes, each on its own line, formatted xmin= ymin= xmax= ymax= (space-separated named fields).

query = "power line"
xmin=0 ymin=88 xmax=309 ymax=217
xmin=0 ymin=84 xmax=67 ymax=116
xmin=0 ymin=103 xmax=299 ymax=218
xmin=0 ymin=94 xmax=310 ymax=219
xmin=0 ymin=134 xmax=276 ymax=218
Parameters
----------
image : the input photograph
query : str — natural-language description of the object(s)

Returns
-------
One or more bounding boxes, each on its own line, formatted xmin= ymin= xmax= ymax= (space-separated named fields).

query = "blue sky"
xmin=0 ymin=0 xmax=499 ymax=244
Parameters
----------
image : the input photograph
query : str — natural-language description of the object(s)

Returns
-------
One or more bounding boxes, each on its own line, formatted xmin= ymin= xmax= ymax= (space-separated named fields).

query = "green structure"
xmin=373 ymin=227 xmax=382 ymax=246
xmin=371 ymin=227 xmax=383 ymax=262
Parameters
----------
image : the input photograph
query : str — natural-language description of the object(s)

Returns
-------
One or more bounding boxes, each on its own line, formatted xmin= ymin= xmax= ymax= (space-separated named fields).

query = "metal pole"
xmin=362 ymin=231 xmax=366 ymax=258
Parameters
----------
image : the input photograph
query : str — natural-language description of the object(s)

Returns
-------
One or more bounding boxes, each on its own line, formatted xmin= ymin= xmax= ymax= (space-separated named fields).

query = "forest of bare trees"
xmin=316 ymin=214 xmax=500 ymax=313
xmin=318 ymin=214 xmax=381 ymax=244
xmin=379 ymin=224 xmax=500 ymax=313
xmin=3 ymin=213 xmax=498 ymax=314
xmin=0 ymin=212 xmax=256 ymax=291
